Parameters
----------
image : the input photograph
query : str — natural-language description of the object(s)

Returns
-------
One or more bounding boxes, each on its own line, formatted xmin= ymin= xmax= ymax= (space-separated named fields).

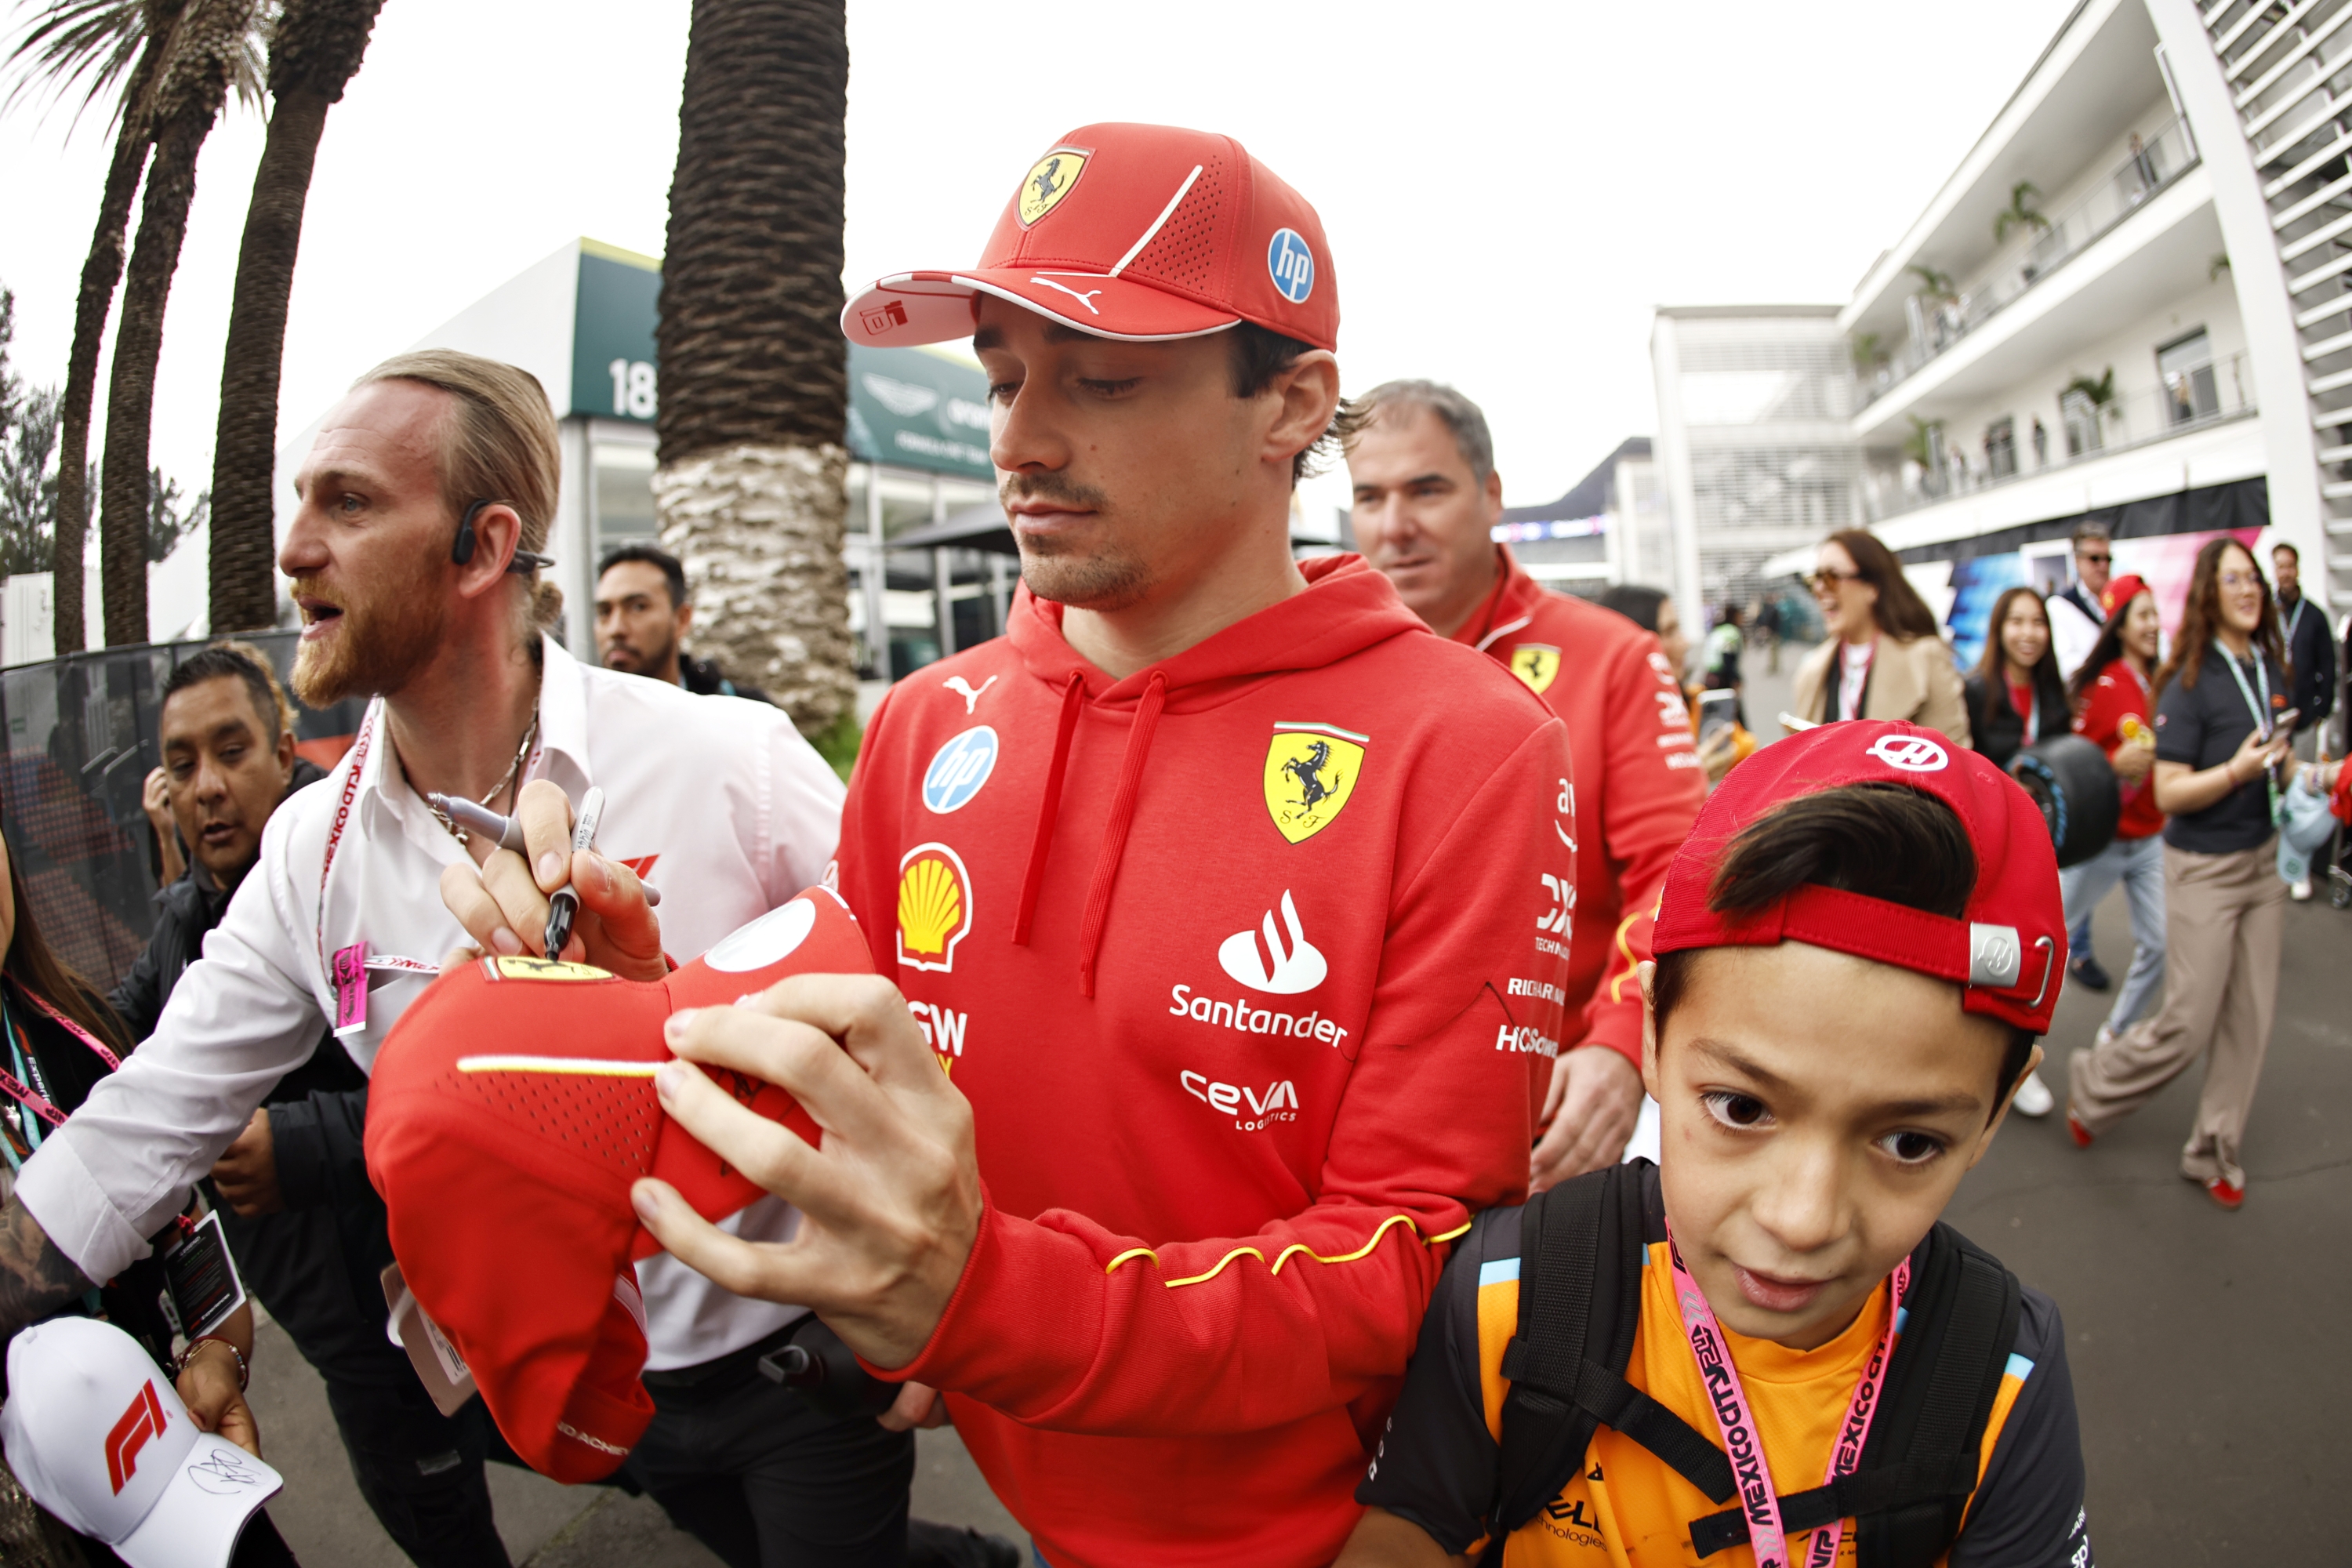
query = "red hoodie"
xmin=1450 ymin=546 xmax=1701 ymax=1065
xmin=833 ymin=556 xmax=1573 ymax=1567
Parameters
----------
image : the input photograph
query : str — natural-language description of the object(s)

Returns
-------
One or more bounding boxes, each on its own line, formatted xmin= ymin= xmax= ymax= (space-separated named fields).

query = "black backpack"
xmin=1483 ymin=1161 xmax=2020 ymax=1567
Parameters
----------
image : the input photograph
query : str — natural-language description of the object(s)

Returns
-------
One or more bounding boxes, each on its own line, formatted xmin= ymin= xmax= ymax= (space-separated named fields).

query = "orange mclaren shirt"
xmin=1360 ymin=1172 xmax=2092 ymax=1566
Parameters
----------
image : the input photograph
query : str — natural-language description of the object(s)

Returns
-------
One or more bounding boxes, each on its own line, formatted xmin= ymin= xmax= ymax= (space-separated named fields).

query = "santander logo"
xmin=1218 ymin=891 xmax=1328 ymax=996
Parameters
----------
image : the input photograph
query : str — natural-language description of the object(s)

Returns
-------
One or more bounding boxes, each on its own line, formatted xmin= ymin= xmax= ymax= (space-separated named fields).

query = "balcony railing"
xmin=1861 ymin=350 xmax=2255 ymax=525
xmin=1853 ymin=118 xmax=2202 ymax=411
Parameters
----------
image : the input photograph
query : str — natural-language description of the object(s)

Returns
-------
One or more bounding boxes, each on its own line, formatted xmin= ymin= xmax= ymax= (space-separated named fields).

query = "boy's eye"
xmin=1877 ymin=1130 xmax=1946 ymax=1166
xmin=987 ymin=380 xmax=1019 ymax=405
xmin=1699 ymin=1091 xmax=1773 ymax=1131
xmin=1078 ymin=376 xmax=1142 ymax=397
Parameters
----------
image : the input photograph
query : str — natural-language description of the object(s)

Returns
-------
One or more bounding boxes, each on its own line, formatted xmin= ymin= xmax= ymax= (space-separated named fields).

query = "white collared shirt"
xmin=20 ymin=638 xmax=845 ymax=1369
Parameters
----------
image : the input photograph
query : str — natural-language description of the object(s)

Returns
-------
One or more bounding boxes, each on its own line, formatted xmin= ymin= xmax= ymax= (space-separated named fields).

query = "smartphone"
xmin=1697 ymin=689 xmax=1737 ymax=744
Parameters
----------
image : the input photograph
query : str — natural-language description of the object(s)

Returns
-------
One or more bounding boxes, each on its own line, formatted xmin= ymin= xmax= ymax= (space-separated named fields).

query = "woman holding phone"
xmin=2067 ymin=539 xmax=2327 ymax=1210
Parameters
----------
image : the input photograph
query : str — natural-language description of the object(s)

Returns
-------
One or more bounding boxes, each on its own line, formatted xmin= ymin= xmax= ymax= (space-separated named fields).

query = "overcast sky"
xmin=0 ymin=0 xmax=2074 ymax=535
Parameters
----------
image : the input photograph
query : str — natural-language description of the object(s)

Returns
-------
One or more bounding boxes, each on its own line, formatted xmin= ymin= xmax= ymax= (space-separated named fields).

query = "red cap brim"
xmin=844 ymin=268 xmax=1239 ymax=348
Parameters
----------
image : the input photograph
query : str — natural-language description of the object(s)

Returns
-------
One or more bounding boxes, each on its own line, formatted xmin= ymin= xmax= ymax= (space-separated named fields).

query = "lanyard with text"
xmin=1665 ymin=1226 xmax=1911 ymax=1568
xmin=312 ymin=707 xmax=452 ymax=1036
xmin=2213 ymin=643 xmax=2286 ymax=826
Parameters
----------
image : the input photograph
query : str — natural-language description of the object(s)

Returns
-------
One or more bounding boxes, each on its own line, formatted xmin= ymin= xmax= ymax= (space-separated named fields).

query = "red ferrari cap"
xmin=1652 ymin=720 xmax=2066 ymax=1034
xmin=2101 ymin=572 xmax=2151 ymax=617
xmin=363 ymin=888 xmax=873 ymax=1483
xmin=842 ymin=122 xmax=1338 ymax=352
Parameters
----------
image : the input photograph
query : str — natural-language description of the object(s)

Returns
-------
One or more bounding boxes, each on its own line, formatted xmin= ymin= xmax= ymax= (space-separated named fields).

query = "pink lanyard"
xmin=0 ymin=988 xmax=124 ymax=1131
xmin=1665 ymin=1226 xmax=1909 ymax=1568
xmin=1838 ymin=641 xmax=1876 ymax=721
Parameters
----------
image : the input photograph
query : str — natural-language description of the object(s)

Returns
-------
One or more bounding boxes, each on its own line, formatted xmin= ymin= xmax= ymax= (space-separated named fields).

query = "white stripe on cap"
xmin=1109 ymin=164 xmax=1204 ymax=278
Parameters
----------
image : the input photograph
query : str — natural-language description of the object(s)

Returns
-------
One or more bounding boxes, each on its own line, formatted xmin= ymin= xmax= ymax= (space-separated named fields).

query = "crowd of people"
xmin=9 ymin=117 xmax=2337 ymax=1568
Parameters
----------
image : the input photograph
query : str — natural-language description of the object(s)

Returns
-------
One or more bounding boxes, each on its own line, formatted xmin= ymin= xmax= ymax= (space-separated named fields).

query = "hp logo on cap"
xmin=1267 ymin=228 xmax=1316 ymax=305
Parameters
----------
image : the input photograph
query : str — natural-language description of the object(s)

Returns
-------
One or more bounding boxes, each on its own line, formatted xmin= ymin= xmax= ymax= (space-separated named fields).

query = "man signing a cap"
xmin=461 ymin=124 xmax=1576 ymax=1566
xmin=1347 ymin=381 xmax=1704 ymax=1187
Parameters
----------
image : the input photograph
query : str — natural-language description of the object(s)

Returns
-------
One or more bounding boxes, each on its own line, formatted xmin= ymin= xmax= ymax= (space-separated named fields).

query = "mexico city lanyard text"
xmin=1665 ymin=1226 xmax=1909 ymax=1568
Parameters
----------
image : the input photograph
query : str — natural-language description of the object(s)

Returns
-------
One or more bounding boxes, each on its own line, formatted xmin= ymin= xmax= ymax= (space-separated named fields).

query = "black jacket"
xmin=1963 ymin=665 xmax=2073 ymax=771
xmin=681 ymin=652 xmax=774 ymax=706
xmin=2278 ymin=591 xmax=2336 ymax=731
xmin=107 ymin=760 xmax=408 ymax=1385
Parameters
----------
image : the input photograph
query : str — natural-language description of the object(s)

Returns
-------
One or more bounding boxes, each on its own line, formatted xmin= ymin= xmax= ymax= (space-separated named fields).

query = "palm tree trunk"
xmin=50 ymin=7 xmax=180 ymax=655
xmin=207 ymin=0 xmax=384 ymax=633
xmin=654 ymin=0 xmax=852 ymax=734
xmin=96 ymin=0 xmax=253 ymax=645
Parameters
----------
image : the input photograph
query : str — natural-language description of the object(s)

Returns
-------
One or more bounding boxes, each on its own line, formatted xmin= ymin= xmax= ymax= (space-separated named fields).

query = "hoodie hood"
xmin=1005 ymin=554 xmax=1429 ymax=711
xmin=996 ymin=554 xmax=1429 ymax=993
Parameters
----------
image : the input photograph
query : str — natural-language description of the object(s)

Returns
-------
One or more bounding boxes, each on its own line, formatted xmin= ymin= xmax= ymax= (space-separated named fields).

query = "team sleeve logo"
xmin=1508 ymin=644 xmax=1561 ymax=695
xmin=1018 ymin=149 xmax=1087 ymax=227
xmin=1263 ymin=722 xmax=1368 ymax=844
xmin=897 ymin=843 xmax=975 ymax=972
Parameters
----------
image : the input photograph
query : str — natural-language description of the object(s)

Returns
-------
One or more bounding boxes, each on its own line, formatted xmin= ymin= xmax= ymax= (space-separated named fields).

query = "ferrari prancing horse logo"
xmin=1510 ymin=644 xmax=1561 ymax=695
xmin=1018 ymin=149 xmax=1088 ymax=227
xmin=1263 ymin=722 xmax=1367 ymax=844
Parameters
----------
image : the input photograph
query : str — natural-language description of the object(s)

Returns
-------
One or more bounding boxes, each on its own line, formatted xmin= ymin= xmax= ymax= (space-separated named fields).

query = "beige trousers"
xmin=2068 ymin=839 xmax=2285 ymax=1189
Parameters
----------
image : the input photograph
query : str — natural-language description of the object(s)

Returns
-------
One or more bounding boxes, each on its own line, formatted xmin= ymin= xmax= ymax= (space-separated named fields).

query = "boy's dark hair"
xmin=163 ymin=641 xmax=295 ymax=744
xmin=1227 ymin=321 xmax=1364 ymax=486
xmin=597 ymin=543 xmax=689 ymax=611
xmin=1652 ymin=782 xmax=2035 ymax=1111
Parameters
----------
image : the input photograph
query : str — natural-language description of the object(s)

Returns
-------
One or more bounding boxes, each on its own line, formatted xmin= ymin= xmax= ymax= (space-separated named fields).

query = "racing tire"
xmin=2008 ymin=735 xmax=2121 ymax=869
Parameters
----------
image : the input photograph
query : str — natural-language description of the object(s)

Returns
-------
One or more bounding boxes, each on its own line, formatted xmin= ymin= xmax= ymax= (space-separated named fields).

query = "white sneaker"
xmin=2012 ymin=1069 xmax=2054 ymax=1118
xmin=2292 ymin=877 xmax=2314 ymax=902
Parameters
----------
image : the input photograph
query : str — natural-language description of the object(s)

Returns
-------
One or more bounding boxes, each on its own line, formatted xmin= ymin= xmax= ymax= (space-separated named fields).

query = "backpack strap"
xmin=1486 ymin=1163 xmax=1731 ymax=1560
xmin=1683 ymin=1223 xmax=2024 ymax=1566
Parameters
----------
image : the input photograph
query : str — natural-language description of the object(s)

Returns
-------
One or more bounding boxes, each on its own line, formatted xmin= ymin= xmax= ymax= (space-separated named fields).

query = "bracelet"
xmin=177 ymin=1334 xmax=249 ymax=1392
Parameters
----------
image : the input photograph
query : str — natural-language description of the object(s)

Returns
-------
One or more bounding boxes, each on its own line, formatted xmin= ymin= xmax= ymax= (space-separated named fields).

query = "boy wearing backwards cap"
xmin=1338 ymin=720 xmax=2094 ymax=1566
xmin=466 ymin=123 xmax=1577 ymax=1566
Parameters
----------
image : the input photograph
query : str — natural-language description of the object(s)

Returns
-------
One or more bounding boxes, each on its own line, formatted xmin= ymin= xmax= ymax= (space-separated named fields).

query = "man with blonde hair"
xmin=1 ymin=351 xmax=877 ymax=1564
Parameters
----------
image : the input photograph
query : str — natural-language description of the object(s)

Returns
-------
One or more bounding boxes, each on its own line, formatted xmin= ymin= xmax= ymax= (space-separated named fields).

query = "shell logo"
xmin=896 ymin=843 xmax=974 ymax=973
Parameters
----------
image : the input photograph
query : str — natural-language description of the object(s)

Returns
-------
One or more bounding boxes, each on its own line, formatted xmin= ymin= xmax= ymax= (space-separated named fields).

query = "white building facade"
xmin=1667 ymin=0 xmax=2350 ymax=649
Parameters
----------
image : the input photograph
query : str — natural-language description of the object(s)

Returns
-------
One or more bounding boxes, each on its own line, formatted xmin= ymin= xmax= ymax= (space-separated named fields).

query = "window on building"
xmin=2061 ymin=389 xmax=2103 ymax=457
xmin=592 ymin=441 xmax=659 ymax=558
xmin=2158 ymin=329 xmax=2217 ymax=426
xmin=1984 ymin=417 xmax=2016 ymax=479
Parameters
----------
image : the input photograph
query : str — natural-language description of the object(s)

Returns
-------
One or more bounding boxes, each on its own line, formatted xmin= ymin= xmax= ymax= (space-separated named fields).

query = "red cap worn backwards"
xmin=363 ymin=888 xmax=873 ymax=1483
xmin=1652 ymin=720 xmax=2067 ymax=1035
xmin=842 ymin=122 xmax=1338 ymax=352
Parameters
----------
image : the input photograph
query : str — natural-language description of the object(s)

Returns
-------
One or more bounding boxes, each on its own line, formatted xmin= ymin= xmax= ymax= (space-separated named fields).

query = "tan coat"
xmin=1788 ymin=633 xmax=1973 ymax=746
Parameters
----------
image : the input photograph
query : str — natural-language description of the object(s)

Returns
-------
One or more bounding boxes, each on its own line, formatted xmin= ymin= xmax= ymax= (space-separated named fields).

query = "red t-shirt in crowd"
xmin=1446 ymin=547 xmax=1704 ymax=1067
xmin=832 ymin=556 xmax=1575 ymax=1567
xmin=2075 ymin=657 xmax=2165 ymax=839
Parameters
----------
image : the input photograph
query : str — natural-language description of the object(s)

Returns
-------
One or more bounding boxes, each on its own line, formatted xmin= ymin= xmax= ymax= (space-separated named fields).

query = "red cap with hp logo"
xmin=1652 ymin=720 xmax=2067 ymax=1034
xmin=842 ymin=122 xmax=1339 ymax=353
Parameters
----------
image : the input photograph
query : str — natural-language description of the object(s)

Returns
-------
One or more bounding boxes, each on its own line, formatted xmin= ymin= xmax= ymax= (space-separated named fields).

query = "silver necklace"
xmin=426 ymin=708 xmax=539 ymax=844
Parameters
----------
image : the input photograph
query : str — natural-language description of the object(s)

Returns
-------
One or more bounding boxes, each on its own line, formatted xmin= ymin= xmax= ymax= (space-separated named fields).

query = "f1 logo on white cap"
xmin=1867 ymin=735 xmax=1949 ymax=772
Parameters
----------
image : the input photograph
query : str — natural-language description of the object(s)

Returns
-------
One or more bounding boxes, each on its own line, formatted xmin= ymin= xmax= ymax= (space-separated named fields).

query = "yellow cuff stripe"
xmin=1104 ymin=1211 xmax=1463 ymax=1288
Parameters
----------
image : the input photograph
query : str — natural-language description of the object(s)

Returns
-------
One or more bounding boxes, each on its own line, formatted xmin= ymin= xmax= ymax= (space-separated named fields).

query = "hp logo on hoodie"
xmin=923 ymin=727 xmax=999 ymax=814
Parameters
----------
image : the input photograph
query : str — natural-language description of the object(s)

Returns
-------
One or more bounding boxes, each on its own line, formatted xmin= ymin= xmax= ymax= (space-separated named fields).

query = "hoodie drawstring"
xmin=1014 ymin=672 xmax=1087 ymax=946
xmin=1076 ymin=672 xmax=1167 ymax=998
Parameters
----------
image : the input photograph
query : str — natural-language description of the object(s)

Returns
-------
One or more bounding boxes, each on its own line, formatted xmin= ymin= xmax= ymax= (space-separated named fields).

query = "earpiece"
xmin=453 ymin=498 xmax=557 ymax=575
xmin=452 ymin=499 xmax=490 ymax=565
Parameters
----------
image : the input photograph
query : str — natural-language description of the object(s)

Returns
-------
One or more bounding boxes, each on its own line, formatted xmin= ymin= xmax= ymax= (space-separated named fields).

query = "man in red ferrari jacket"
xmin=1348 ymin=382 xmax=1703 ymax=1187
xmin=544 ymin=125 xmax=1577 ymax=1566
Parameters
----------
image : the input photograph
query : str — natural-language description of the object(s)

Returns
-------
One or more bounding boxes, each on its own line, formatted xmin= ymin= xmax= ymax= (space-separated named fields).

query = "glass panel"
xmin=593 ymin=442 xmax=659 ymax=554
xmin=2159 ymin=331 xmax=2216 ymax=426
xmin=2061 ymin=390 xmax=2102 ymax=456
xmin=1984 ymin=417 xmax=2016 ymax=480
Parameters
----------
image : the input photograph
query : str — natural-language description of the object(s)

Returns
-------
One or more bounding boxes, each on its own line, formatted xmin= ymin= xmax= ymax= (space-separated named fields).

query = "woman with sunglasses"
xmin=1789 ymin=529 xmax=1972 ymax=743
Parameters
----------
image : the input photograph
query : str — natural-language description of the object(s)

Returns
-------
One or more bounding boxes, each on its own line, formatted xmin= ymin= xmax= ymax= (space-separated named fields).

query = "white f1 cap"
xmin=2 ymin=1317 xmax=282 ymax=1567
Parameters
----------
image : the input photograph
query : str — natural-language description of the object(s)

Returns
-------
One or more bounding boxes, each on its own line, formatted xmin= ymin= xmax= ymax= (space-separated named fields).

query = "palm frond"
xmin=1 ymin=0 xmax=147 ymax=129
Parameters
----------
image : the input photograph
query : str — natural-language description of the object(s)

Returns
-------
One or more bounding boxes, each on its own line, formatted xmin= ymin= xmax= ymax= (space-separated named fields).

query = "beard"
xmin=291 ymin=533 xmax=452 ymax=707
xmin=1004 ymin=474 xmax=1149 ymax=611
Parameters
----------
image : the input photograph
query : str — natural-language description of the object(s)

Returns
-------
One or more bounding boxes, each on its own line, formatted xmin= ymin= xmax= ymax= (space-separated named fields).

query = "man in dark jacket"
xmin=2274 ymin=543 xmax=2336 ymax=753
xmin=114 ymin=643 xmax=508 ymax=1567
xmin=593 ymin=544 xmax=775 ymax=704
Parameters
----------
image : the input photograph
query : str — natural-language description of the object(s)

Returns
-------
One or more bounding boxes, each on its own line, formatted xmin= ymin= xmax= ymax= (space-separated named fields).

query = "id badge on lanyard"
xmin=314 ymin=708 xmax=441 ymax=1036
xmin=2216 ymin=645 xmax=2286 ymax=826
